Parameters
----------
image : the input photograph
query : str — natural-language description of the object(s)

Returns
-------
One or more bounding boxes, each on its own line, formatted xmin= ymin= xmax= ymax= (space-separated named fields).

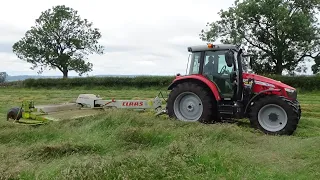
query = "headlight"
xmin=285 ymin=88 xmax=297 ymax=99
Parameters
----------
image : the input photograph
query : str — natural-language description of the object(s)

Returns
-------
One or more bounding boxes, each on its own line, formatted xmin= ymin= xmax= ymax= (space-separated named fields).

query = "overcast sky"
xmin=0 ymin=0 xmax=315 ymax=76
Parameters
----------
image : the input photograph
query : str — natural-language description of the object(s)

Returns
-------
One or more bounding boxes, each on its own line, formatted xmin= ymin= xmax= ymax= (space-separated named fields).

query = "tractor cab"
xmin=186 ymin=43 xmax=243 ymax=100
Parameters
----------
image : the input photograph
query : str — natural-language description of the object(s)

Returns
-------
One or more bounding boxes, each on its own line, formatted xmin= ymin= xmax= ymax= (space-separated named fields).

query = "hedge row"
xmin=1 ymin=75 xmax=320 ymax=91
xmin=22 ymin=76 xmax=176 ymax=89
xmin=0 ymin=81 xmax=24 ymax=87
xmin=265 ymin=75 xmax=320 ymax=91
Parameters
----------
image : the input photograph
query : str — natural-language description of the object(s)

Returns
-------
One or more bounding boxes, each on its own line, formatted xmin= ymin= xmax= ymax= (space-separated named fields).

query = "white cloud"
xmin=0 ymin=0 xmax=234 ymax=76
xmin=0 ymin=0 xmax=314 ymax=76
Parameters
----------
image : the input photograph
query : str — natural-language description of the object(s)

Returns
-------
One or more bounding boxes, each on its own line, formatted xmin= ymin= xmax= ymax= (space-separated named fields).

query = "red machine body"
xmin=166 ymin=43 xmax=301 ymax=135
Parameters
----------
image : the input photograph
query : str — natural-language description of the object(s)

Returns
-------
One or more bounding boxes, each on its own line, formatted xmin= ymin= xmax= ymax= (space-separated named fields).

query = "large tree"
xmin=12 ymin=5 xmax=104 ymax=78
xmin=200 ymin=0 xmax=320 ymax=75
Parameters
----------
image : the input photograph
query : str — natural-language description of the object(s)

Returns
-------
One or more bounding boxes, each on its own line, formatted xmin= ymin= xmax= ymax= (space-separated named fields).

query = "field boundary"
xmin=1 ymin=75 xmax=320 ymax=91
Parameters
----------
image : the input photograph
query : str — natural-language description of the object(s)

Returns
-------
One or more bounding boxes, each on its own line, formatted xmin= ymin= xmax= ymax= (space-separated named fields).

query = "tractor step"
xmin=218 ymin=101 xmax=243 ymax=119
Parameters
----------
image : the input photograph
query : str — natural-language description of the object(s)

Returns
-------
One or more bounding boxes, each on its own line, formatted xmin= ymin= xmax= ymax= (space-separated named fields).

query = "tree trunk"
xmin=63 ymin=69 xmax=68 ymax=79
xmin=275 ymin=66 xmax=282 ymax=75
xmin=274 ymin=56 xmax=283 ymax=75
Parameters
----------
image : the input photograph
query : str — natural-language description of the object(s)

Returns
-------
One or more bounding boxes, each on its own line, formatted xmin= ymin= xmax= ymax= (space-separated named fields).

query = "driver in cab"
xmin=203 ymin=55 xmax=218 ymax=75
xmin=203 ymin=55 xmax=233 ymax=94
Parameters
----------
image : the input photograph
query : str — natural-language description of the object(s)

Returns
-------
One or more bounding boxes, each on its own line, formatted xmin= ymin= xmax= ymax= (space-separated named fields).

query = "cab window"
xmin=188 ymin=52 xmax=201 ymax=74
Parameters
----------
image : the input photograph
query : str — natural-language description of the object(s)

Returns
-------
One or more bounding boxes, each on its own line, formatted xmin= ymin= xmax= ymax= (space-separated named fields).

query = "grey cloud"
xmin=136 ymin=51 xmax=173 ymax=59
xmin=103 ymin=44 xmax=142 ymax=53
xmin=0 ymin=24 xmax=26 ymax=36
xmin=0 ymin=41 xmax=140 ymax=54
xmin=0 ymin=43 xmax=13 ymax=53
xmin=169 ymin=44 xmax=190 ymax=53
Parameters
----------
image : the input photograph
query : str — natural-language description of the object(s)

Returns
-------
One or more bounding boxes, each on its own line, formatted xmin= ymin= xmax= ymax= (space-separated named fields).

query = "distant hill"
xmin=6 ymin=75 xmax=61 ymax=82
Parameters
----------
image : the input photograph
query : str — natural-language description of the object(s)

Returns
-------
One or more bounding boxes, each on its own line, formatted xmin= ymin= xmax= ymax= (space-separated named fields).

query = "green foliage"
xmin=311 ymin=57 xmax=320 ymax=74
xmin=12 ymin=5 xmax=104 ymax=78
xmin=0 ymin=75 xmax=317 ymax=91
xmin=22 ymin=76 xmax=175 ymax=89
xmin=265 ymin=75 xmax=320 ymax=91
xmin=0 ymin=81 xmax=23 ymax=88
xmin=0 ymin=72 xmax=8 ymax=83
xmin=200 ymin=0 xmax=320 ymax=75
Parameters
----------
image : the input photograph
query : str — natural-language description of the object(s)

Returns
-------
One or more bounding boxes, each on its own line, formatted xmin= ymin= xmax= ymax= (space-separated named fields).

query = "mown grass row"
xmin=1 ymin=75 xmax=320 ymax=91
xmin=0 ymin=88 xmax=320 ymax=179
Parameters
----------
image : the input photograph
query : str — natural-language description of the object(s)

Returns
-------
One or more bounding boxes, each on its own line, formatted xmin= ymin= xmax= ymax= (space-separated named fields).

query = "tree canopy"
xmin=199 ymin=0 xmax=320 ymax=75
xmin=311 ymin=56 xmax=320 ymax=74
xmin=0 ymin=72 xmax=8 ymax=83
xmin=12 ymin=5 xmax=104 ymax=78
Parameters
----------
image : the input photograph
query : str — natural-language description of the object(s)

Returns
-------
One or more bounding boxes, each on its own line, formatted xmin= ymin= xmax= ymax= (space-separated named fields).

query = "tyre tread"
xmin=248 ymin=95 xmax=299 ymax=135
xmin=166 ymin=82 xmax=217 ymax=123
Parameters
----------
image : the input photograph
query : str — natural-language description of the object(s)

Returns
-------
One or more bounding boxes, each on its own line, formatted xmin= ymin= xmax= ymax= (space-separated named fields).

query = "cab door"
xmin=202 ymin=50 xmax=235 ymax=99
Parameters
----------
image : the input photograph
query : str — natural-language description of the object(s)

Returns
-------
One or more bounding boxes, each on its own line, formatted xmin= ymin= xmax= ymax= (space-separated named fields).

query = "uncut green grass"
xmin=0 ymin=88 xmax=319 ymax=179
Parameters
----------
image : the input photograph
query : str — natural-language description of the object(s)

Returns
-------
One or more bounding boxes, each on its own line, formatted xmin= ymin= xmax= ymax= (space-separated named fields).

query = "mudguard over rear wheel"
xmin=166 ymin=82 xmax=217 ymax=123
xmin=249 ymin=96 xmax=299 ymax=135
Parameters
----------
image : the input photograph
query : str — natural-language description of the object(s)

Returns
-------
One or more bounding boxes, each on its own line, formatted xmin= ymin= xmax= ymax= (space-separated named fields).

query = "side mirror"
xmin=225 ymin=50 xmax=234 ymax=67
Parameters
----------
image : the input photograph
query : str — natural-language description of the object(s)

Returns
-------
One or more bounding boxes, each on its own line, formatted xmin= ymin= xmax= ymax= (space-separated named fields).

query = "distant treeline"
xmin=0 ymin=75 xmax=319 ymax=91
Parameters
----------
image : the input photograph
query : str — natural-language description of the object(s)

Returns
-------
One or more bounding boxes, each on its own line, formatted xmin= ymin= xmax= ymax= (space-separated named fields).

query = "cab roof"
xmin=187 ymin=44 xmax=239 ymax=52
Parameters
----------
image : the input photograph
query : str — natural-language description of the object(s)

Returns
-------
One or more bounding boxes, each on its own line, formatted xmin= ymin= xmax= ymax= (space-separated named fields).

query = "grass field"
xmin=1 ymin=88 xmax=320 ymax=179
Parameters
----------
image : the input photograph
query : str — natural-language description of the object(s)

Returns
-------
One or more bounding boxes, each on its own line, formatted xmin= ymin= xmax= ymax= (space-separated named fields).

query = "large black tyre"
xmin=166 ymin=82 xmax=217 ymax=123
xmin=248 ymin=95 xmax=299 ymax=135
xmin=7 ymin=107 xmax=23 ymax=121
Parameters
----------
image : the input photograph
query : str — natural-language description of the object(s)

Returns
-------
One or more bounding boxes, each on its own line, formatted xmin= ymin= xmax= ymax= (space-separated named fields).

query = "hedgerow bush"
xmin=0 ymin=81 xmax=23 ymax=88
xmin=265 ymin=75 xmax=320 ymax=91
xmin=3 ymin=75 xmax=320 ymax=91
xmin=22 ymin=76 xmax=175 ymax=89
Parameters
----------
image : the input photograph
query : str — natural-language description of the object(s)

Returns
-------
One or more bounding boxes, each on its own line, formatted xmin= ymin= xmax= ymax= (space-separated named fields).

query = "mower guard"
xmin=6 ymin=94 xmax=166 ymax=125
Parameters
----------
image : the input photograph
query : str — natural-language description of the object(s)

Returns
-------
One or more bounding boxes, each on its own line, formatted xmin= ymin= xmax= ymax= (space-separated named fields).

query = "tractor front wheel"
xmin=166 ymin=82 xmax=216 ymax=123
xmin=249 ymin=96 xmax=299 ymax=135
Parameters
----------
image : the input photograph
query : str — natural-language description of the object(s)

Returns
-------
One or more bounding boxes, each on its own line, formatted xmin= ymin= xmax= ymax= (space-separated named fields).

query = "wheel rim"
xmin=258 ymin=104 xmax=288 ymax=132
xmin=173 ymin=92 xmax=203 ymax=122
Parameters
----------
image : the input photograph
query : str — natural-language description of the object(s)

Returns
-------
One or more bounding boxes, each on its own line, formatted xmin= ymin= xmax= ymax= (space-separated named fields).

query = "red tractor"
xmin=166 ymin=43 xmax=301 ymax=135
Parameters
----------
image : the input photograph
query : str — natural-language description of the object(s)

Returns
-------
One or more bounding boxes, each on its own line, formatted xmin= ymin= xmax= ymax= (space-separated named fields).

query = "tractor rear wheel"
xmin=249 ymin=95 xmax=299 ymax=135
xmin=166 ymin=82 xmax=217 ymax=123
